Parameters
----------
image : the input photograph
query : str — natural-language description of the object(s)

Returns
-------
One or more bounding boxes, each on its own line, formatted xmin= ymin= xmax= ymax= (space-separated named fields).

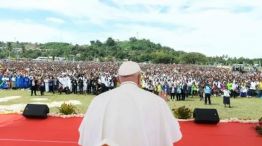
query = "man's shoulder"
xmin=137 ymin=88 xmax=166 ymax=103
xmin=94 ymin=87 xmax=119 ymax=99
xmin=94 ymin=86 xmax=164 ymax=103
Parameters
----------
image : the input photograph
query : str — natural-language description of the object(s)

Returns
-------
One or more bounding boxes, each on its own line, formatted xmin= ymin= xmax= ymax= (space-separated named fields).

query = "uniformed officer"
xmin=79 ymin=61 xmax=182 ymax=146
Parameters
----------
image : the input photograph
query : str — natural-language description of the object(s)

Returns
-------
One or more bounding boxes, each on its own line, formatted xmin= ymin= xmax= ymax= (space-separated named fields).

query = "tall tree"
xmin=7 ymin=42 xmax=12 ymax=59
xmin=21 ymin=44 xmax=26 ymax=54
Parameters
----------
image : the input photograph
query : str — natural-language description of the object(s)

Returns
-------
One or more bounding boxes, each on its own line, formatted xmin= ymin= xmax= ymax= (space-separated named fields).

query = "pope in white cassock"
xmin=79 ymin=61 xmax=182 ymax=146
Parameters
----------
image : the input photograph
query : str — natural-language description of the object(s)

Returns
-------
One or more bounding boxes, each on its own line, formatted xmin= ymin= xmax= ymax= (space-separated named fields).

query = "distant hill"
xmin=0 ymin=37 xmax=261 ymax=65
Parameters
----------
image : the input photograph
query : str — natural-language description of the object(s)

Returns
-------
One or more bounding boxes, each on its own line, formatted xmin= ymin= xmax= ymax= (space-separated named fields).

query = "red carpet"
xmin=0 ymin=114 xmax=261 ymax=146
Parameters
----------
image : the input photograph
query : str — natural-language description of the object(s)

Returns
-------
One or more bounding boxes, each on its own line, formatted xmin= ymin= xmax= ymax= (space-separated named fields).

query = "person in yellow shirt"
xmin=258 ymin=79 xmax=262 ymax=98
xmin=157 ymin=83 xmax=164 ymax=99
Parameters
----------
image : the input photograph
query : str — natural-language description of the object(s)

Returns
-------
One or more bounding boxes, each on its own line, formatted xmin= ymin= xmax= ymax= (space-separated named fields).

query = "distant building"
xmin=232 ymin=64 xmax=256 ymax=73
xmin=14 ymin=48 xmax=22 ymax=52
xmin=32 ymin=56 xmax=65 ymax=62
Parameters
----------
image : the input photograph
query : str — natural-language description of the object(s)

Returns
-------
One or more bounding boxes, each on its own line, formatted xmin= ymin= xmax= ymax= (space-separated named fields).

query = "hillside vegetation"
xmin=0 ymin=37 xmax=261 ymax=64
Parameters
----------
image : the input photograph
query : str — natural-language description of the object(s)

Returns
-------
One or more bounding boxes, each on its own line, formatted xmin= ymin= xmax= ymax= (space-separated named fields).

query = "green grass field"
xmin=0 ymin=90 xmax=262 ymax=120
xmin=0 ymin=90 xmax=93 ymax=114
xmin=168 ymin=96 xmax=262 ymax=120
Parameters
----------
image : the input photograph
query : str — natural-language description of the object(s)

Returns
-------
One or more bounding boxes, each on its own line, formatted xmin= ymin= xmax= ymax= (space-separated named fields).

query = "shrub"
xmin=255 ymin=117 xmax=262 ymax=135
xmin=58 ymin=103 xmax=77 ymax=115
xmin=259 ymin=117 xmax=262 ymax=126
xmin=173 ymin=106 xmax=192 ymax=119
xmin=256 ymin=126 xmax=262 ymax=135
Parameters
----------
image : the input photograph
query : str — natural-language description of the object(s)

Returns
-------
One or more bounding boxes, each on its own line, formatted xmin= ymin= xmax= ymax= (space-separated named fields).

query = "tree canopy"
xmin=0 ymin=38 xmax=261 ymax=65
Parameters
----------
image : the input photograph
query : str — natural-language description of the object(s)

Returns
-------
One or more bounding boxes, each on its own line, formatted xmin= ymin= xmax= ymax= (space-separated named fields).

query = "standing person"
xmin=30 ymin=76 xmax=37 ymax=96
xmin=250 ymin=80 xmax=257 ymax=97
xmin=78 ymin=77 xmax=84 ymax=94
xmin=24 ymin=75 xmax=31 ymax=89
xmin=204 ymin=82 xmax=212 ymax=105
xmin=232 ymin=81 xmax=239 ymax=98
xmin=86 ymin=77 xmax=91 ymax=94
xmin=39 ymin=79 xmax=45 ymax=96
xmin=15 ymin=75 xmax=21 ymax=89
xmin=191 ymin=82 xmax=198 ymax=97
xmin=53 ymin=77 xmax=58 ymax=92
xmin=170 ymin=83 xmax=176 ymax=101
xmin=240 ymin=82 xmax=248 ymax=97
xmin=79 ymin=61 xmax=182 ymax=146
xmin=176 ymin=83 xmax=182 ymax=101
xmin=157 ymin=82 xmax=163 ymax=98
xmin=258 ymin=79 xmax=262 ymax=98
xmin=227 ymin=81 xmax=233 ymax=97
xmin=72 ymin=78 xmax=78 ymax=94
xmin=162 ymin=81 xmax=169 ymax=101
xmin=11 ymin=75 xmax=16 ymax=89
xmin=49 ymin=76 xmax=55 ymax=94
xmin=181 ymin=82 xmax=187 ymax=101
xmin=198 ymin=84 xmax=204 ymax=101
xmin=44 ymin=77 xmax=49 ymax=92
xmin=222 ymin=87 xmax=231 ymax=108
xmin=147 ymin=80 xmax=154 ymax=93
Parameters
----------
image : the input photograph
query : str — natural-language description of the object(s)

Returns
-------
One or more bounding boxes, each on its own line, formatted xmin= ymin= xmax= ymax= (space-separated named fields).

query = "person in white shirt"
xmin=232 ymin=81 xmax=239 ymax=98
xmin=79 ymin=61 xmax=182 ymax=146
xmin=250 ymin=80 xmax=257 ymax=97
xmin=240 ymin=83 xmax=247 ymax=97
xmin=223 ymin=88 xmax=231 ymax=108
xmin=44 ymin=77 xmax=49 ymax=92
xmin=11 ymin=76 xmax=16 ymax=89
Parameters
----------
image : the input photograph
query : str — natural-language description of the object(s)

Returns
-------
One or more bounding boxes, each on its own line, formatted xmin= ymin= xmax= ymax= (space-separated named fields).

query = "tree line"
xmin=0 ymin=37 xmax=261 ymax=65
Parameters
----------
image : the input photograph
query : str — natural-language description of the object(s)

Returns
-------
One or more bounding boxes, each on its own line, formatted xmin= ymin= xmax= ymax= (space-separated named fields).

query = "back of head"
xmin=118 ymin=61 xmax=141 ymax=85
xmin=118 ymin=61 xmax=141 ymax=77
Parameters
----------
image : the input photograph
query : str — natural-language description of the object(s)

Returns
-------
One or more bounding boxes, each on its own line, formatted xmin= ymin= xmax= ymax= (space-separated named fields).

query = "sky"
xmin=0 ymin=0 xmax=261 ymax=58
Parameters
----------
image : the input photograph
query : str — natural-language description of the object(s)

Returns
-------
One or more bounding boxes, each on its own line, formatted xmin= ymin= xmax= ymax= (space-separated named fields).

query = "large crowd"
xmin=1 ymin=60 xmax=262 ymax=100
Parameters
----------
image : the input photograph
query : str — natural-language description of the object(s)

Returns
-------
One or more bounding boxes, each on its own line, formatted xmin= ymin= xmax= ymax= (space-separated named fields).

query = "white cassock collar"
xmin=120 ymin=81 xmax=138 ymax=86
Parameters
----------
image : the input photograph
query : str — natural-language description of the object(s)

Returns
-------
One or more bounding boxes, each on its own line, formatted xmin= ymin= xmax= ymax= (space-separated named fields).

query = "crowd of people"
xmin=0 ymin=60 xmax=262 ymax=101
xmin=0 ymin=60 xmax=118 ymax=96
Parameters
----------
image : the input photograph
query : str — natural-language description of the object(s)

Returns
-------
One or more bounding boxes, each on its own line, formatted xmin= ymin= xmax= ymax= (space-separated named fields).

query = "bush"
xmin=256 ymin=126 xmax=262 ymax=135
xmin=259 ymin=117 xmax=262 ymax=126
xmin=58 ymin=103 xmax=77 ymax=115
xmin=255 ymin=117 xmax=262 ymax=135
xmin=173 ymin=106 xmax=192 ymax=119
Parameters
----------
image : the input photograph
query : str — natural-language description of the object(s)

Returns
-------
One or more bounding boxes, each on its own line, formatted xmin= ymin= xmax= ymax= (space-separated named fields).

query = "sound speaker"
xmin=193 ymin=108 xmax=219 ymax=124
xmin=23 ymin=104 xmax=49 ymax=119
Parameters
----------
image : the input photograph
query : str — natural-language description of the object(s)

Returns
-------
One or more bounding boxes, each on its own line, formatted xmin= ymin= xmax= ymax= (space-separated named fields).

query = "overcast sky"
xmin=0 ymin=0 xmax=261 ymax=58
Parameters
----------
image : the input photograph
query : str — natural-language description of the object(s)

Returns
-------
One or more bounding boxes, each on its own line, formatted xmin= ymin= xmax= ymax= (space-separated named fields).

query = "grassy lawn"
xmin=169 ymin=96 xmax=262 ymax=120
xmin=0 ymin=90 xmax=93 ymax=114
xmin=1 ymin=90 xmax=262 ymax=120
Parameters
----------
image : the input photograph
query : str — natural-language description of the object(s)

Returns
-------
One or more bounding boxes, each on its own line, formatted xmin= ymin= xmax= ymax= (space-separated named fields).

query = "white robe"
xmin=44 ymin=79 xmax=49 ymax=92
xmin=79 ymin=82 xmax=182 ymax=146
xmin=83 ymin=78 xmax=87 ymax=91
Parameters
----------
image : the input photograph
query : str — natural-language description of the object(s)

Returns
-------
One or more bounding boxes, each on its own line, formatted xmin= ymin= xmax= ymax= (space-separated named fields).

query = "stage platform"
xmin=0 ymin=114 xmax=261 ymax=146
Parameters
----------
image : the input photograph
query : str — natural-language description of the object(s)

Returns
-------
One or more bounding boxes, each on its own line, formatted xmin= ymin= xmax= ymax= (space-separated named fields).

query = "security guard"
xmin=79 ymin=61 xmax=182 ymax=146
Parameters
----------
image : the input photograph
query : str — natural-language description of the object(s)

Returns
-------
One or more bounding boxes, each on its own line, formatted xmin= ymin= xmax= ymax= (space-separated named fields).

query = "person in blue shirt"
xmin=163 ymin=82 xmax=169 ymax=100
xmin=16 ymin=75 xmax=21 ymax=89
xmin=24 ymin=76 xmax=30 ymax=89
xmin=21 ymin=75 xmax=26 ymax=89
xmin=204 ymin=82 xmax=212 ymax=104
xmin=0 ymin=74 xmax=3 ymax=89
